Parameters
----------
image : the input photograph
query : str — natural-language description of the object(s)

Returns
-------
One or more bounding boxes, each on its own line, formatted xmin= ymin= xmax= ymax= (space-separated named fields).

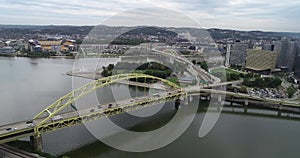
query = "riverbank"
xmin=6 ymin=141 xmax=58 ymax=158
xmin=66 ymin=71 xmax=102 ymax=80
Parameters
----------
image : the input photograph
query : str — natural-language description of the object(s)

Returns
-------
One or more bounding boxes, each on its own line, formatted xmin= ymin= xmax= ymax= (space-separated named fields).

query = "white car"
xmin=6 ymin=127 xmax=17 ymax=131
xmin=51 ymin=115 xmax=64 ymax=122
xmin=26 ymin=121 xmax=35 ymax=127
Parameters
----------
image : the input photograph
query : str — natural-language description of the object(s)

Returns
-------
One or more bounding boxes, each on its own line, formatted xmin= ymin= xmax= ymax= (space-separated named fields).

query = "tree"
xmin=272 ymin=78 xmax=282 ymax=87
xmin=243 ymin=77 xmax=275 ymax=88
xmin=227 ymin=73 xmax=240 ymax=81
xmin=192 ymin=60 xmax=197 ymax=65
xmin=107 ymin=64 xmax=114 ymax=71
xmin=101 ymin=69 xmax=109 ymax=77
xmin=239 ymin=73 xmax=245 ymax=78
xmin=287 ymin=86 xmax=296 ymax=98
xmin=245 ymin=73 xmax=255 ymax=78
xmin=197 ymin=61 xmax=208 ymax=71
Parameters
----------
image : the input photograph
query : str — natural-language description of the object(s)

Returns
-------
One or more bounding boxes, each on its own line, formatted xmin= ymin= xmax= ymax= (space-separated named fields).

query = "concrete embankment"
xmin=0 ymin=144 xmax=40 ymax=158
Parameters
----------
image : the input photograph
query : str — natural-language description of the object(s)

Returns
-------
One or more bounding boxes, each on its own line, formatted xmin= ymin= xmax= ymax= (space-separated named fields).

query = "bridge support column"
xmin=277 ymin=111 xmax=282 ymax=117
xmin=206 ymin=96 xmax=211 ymax=101
xmin=243 ymin=99 xmax=248 ymax=113
xmin=244 ymin=99 xmax=249 ymax=106
xmin=30 ymin=135 xmax=43 ymax=152
xmin=230 ymin=96 xmax=234 ymax=105
xmin=183 ymin=95 xmax=189 ymax=105
xmin=243 ymin=106 xmax=248 ymax=113
xmin=278 ymin=104 xmax=283 ymax=116
xmin=175 ymin=99 xmax=181 ymax=110
xmin=189 ymin=96 xmax=193 ymax=102
xmin=217 ymin=95 xmax=222 ymax=103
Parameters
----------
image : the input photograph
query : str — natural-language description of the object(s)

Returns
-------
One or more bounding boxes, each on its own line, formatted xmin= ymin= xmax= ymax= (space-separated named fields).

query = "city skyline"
xmin=0 ymin=0 xmax=300 ymax=32
xmin=1 ymin=2 xmax=300 ymax=156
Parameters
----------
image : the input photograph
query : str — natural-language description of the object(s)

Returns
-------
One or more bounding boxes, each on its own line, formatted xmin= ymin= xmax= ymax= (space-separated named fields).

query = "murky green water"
xmin=1 ymin=57 xmax=300 ymax=158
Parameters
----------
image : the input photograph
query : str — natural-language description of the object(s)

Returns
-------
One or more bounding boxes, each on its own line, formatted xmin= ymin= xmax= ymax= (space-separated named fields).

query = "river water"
xmin=1 ymin=57 xmax=300 ymax=158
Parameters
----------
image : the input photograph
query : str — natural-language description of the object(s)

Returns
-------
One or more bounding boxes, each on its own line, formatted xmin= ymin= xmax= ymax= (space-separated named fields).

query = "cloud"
xmin=0 ymin=0 xmax=299 ymax=32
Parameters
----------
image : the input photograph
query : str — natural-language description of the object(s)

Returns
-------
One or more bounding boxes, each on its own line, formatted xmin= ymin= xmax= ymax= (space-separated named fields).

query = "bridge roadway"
xmin=187 ymin=87 xmax=300 ymax=107
xmin=202 ymin=80 xmax=243 ymax=88
xmin=150 ymin=49 xmax=221 ymax=84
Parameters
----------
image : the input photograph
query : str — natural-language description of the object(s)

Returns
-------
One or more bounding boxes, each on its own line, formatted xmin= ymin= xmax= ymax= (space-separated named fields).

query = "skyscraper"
xmin=294 ymin=44 xmax=300 ymax=79
xmin=225 ymin=42 xmax=248 ymax=67
xmin=276 ymin=38 xmax=297 ymax=71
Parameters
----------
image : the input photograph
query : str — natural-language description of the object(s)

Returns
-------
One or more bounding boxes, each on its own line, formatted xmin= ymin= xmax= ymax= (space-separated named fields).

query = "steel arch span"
xmin=33 ymin=73 xmax=181 ymax=135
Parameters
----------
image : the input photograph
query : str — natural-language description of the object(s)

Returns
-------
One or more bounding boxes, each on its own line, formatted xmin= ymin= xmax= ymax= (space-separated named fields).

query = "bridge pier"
xmin=206 ymin=96 xmax=211 ymax=101
xmin=244 ymin=99 xmax=249 ymax=106
xmin=243 ymin=99 xmax=249 ymax=113
xmin=278 ymin=104 xmax=283 ymax=116
xmin=30 ymin=135 xmax=43 ymax=152
xmin=181 ymin=94 xmax=189 ymax=106
xmin=189 ymin=96 xmax=193 ymax=102
xmin=244 ymin=106 xmax=248 ymax=113
xmin=230 ymin=96 xmax=234 ymax=105
xmin=277 ymin=111 xmax=282 ymax=117
xmin=175 ymin=99 xmax=181 ymax=110
xmin=217 ymin=95 xmax=222 ymax=103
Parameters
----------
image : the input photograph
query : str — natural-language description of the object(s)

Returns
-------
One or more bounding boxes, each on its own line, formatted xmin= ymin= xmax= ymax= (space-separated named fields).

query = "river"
xmin=1 ymin=57 xmax=300 ymax=158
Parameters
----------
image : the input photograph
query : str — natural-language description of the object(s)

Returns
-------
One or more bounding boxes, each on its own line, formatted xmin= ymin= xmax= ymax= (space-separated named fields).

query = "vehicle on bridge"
xmin=26 ymin=121 xmax=35 ymax=128
xmin=153 ymin=93 xmax=160 ymax=97
xmin=51 ymin=115 xmax=63 ymax=122
xmin=5 ymin=128 xmax=17 ymax=132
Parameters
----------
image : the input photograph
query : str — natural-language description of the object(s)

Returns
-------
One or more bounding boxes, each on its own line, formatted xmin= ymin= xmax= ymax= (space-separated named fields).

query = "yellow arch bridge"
xmin=1 ymin=73 xmax=299 ymax=151
xmin=0 ymin=73 xmax=184 ymax=149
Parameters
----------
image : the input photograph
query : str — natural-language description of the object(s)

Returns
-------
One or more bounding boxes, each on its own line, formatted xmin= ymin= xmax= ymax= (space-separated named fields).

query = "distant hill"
xmin=207 ymin=28 xmax=300 ymax=40
xmin=0 ymin=25 xmax=94 ymax=39
xmin=0 ymin=25 xmax=299 ymax=40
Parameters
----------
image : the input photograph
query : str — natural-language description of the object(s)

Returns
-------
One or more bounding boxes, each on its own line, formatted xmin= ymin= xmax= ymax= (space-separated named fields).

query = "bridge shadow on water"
xmin=65 ymin=95 xmax=300 ymax=158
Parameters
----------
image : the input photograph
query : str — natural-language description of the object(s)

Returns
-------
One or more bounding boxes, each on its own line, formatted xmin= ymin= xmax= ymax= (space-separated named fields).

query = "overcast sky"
xmin=0 ymin=0 xmax=300 ymax=32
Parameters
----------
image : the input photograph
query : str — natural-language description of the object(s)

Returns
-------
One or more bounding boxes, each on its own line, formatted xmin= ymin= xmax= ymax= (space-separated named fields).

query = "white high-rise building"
xmin=225 ymin=42 xmax=248 ymax=67
xmin=276 ymin=38 xmax=297 ymax=71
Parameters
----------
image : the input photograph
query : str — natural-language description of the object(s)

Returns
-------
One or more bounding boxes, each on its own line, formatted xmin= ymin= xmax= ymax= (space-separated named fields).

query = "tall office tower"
xmin=294 ymin=44 xmax=300 ymax=79
xmin=225 ymin=42 xmax=248 ymax=67
xmin=276 ymin=38 xmax=297 ymax=71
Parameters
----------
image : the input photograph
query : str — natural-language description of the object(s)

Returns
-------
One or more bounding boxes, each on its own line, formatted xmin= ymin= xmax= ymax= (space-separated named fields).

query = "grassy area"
xmin=210 ymin=67 xmax=244 ymax=81
xmin=210 ymin=67 xmax=242 ymax=75
xmin=293 ymin=98 xmax=300 ymax=102
xmin=114 ymin=69 xmax=126 ymax=74
xmin=167 ymin=77 xmax=179 ymax=85
xmin=226 ymin=68 xmax=246 ymax=74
